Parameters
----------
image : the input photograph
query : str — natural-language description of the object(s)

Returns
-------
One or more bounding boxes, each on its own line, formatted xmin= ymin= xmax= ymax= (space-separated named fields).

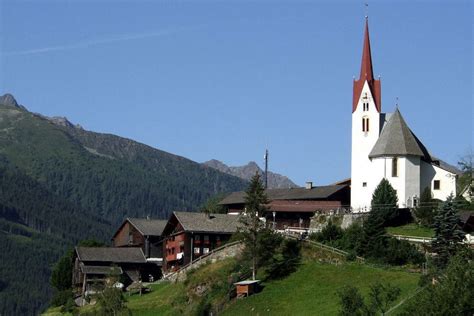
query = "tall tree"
xmin=363 ymin=179 xmax=398 ymax=258
xmin=240 ymin=172 xmax=269 ymax=280
xmin=432 ymin=194 xmax=465 ymax=269
xmin=370 ymin=178 xmax=399 ymax=227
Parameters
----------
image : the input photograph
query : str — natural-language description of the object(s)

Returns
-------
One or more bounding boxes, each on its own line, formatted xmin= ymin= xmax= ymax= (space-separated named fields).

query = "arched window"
xmin=362 ymin=117 xmax=369 ymax=132
xmin=392 ymin=157 xmax=398 ymax=177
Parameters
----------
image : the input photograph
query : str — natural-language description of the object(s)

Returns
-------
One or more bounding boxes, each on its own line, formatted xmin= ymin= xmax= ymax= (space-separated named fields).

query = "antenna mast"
xmin=264 ymin=149 xmax=269 ymax=189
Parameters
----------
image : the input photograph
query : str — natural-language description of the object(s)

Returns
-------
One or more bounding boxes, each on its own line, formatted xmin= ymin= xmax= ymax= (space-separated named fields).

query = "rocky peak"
xmin=0 ymin=94 xmax=26 ymax=110
xmin=202 ymin=159 xmax=298 ymax=189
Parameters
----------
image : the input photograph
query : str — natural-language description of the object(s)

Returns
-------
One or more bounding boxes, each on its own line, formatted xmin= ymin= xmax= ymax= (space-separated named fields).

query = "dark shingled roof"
xmin=219 ymin=184 xmax=348 ymax=205
xmin=80 ymin=265 xmax=123 ymax=275
xmin=76 ymin=247 xmax=146 ymax=263
xmin=128 ymin=218 xmax=167 ymax=236
xmin=430 ymin=157 xmax=462 ymax=175
xmin=369 ymin=109 xmax=431 ymax=160
xmin=173 ymin=211 xmax=241 ymax=233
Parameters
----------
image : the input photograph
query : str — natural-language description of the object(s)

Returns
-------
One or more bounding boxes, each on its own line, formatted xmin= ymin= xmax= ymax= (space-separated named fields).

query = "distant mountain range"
xmin=0 ymin=94 xmax=247 ymax=315
xmin=203 ymin=159 xmax=298 ymax=189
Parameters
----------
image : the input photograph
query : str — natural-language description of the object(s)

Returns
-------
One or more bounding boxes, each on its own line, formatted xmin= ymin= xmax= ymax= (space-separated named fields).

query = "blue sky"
xmin=0 ymin=0 xmax=472 ymax=186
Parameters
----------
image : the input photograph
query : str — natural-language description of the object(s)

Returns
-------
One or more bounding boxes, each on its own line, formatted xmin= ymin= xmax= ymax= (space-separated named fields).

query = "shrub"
xmin=313 ymin=219 xmax=343 ymax=244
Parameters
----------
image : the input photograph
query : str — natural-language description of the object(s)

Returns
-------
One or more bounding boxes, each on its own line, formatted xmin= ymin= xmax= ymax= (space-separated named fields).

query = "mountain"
xmin=203 ymin=159 xmax=298 ymax=189
xmin=0 ymin=94 xmax=248 ymax=315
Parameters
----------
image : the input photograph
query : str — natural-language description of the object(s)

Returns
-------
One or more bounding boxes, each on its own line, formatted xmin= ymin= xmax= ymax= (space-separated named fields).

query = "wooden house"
xmin=112 ymin=218 xmax=167 ymax=261
xmin=219 ymin=183 xmax=350 ymax=230
xmin=72 ymin=247 xmax=154 ymax=297
xmin=161 ymin=211 xmax=240 ymax=272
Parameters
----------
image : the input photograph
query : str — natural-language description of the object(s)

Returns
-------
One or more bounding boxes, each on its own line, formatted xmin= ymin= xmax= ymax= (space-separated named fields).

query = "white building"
xmin=350 ymin=18 xmax=459 ymax=212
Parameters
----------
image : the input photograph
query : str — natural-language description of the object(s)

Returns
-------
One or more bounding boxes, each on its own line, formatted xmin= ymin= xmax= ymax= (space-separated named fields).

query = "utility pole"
xmin=264 ymin=149 xmax=269 ymax=189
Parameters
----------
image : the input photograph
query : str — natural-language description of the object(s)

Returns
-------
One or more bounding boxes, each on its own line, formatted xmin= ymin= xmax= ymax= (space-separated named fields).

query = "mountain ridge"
xmin=0 ymin=93 xmax=248 ymax=315
xmin=203 ymin=159 xmax=298 ymax=189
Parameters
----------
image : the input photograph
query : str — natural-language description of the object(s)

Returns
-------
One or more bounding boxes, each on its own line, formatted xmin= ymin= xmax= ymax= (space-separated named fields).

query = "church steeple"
xmin=352 ymin=18 xmax=381 ymax=113
xmin=360 ymin=18 xmax=374 ymax=81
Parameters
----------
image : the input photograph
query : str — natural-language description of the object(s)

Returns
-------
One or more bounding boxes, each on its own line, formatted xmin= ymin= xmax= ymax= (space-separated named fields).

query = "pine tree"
xmin=240 ymin=172 xmax=269 ymax=280
xmin=370 ymin=178 xmax=399 ymax=227
xmin=363 ymin=179 xmax=398 ymax=259
xmin=432 ymin=194 xmax=465 ymax=269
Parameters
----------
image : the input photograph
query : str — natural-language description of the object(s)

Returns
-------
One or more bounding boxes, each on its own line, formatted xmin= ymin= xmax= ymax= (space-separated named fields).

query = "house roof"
xmin=76 ymin=247 xmax=147 ymax=264
xmin=127 ymin=218 xmax=168 ymax=236
xmin=369 ymin=109 xmax=431 ymax=160
xmin=171 ymin=211 xmax=241 ymax=234
xmin=430 ymin=157 xmax=462 ymax=175
xmin=112 ymin=217 xmax=167 ymax=240
xmin=219 ymin=184 xmax=348 ymax=205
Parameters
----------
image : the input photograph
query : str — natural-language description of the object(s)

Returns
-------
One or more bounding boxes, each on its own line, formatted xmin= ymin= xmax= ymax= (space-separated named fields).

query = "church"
xmin=350 ymin=18 xmax=459 ymax=212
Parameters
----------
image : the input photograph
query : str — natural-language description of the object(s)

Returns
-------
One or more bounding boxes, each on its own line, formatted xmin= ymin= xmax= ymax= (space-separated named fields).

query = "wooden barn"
xmin=219 ymin=182 xmax=350 ymax=230
xmin=112 ymin=217 xmax=167 ymax=261
xmin=161 ymin=212 xmax=240 ymax=272
xmin=72 ymin=247 xmax=158 ymax=297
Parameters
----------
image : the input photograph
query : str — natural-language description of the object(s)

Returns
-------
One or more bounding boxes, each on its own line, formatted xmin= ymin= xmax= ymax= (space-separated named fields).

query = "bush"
xmin=383 ymin=238 xmax=424 ymax=266
xmin=50 ymin=289 xmax=73 ymax=307
xmin=264 ymin=238 xmax=301 ymax=280
xmin=313 ymin=219 xmax=343 ymax=244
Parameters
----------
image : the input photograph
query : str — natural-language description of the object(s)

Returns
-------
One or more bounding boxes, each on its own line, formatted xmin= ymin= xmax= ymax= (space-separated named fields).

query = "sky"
xmin=0 ymin=0 xmax=472 ymax=186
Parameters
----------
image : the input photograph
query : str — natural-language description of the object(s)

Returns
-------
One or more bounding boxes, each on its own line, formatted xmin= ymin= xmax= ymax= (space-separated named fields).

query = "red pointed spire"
xmin=360 ymin=18 xmax=374 ymax=81
xmin=352 ymin=18 xmax=381 ymax=113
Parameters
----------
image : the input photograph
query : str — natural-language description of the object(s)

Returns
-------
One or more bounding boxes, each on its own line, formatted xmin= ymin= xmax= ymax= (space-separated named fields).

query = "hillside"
xmin=0 ymin=94 xmax=248 ymax=315
xmin=45 ymin=256 xmax=420 ymax=315
xmin=203 ymin=159 xmax=298 ymax=189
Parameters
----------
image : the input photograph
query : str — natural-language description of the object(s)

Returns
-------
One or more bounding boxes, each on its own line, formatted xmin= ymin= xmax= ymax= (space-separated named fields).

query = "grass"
xmin=222 ymin=261 xmax=420 ymax=316
xmin=387 ymin=223 xmax=434 ymax=238
xmin=126 ymin=283 xmax=181 ymax=316
xmin=44 ymin=252 xmax=421 ymax=316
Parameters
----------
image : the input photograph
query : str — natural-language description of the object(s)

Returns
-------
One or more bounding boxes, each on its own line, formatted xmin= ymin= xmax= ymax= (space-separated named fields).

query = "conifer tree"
xmin=363 ymin=178 xmax=398 ymax=258
xmin=240 ymin=172 xmax=269 ymax=280
xmin=432 ymin=194 xmax=465 ymax=269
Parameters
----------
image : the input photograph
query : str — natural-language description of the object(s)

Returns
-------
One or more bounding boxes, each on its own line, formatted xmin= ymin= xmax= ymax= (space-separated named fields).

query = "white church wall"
xmin=420 ymin=161 xmax=456 ymax=200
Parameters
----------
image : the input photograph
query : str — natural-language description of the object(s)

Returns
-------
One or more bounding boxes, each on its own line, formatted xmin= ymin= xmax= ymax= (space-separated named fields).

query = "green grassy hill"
xmin=0 ymin=94 xmax=247 ymax=315
xmin=46 ymin=254 xmax=420 ymax=316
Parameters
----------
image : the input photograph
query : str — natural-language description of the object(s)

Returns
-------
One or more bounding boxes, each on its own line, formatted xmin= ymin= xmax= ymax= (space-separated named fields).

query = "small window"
xmin=434 ymin=180 xmax=440 ymax=190
xmin=362 ymin=182 xmax=367 ymax=187
xmin=363 ymin=103 xmax=369 ymax=111
xmin=392 ymin=157 xmax=398 ymax=177
xmin=204 ymin=235 xmax=209 ymax=242
xmin=195 ymin=235 xmax=200 ymax=241
xmin=203 ymin=248 xmax=210 ymax=254
xmin=194 ymin=247 xmax=200 ymax=254
xmin=171 ymin=248 xmax=175 ymax=254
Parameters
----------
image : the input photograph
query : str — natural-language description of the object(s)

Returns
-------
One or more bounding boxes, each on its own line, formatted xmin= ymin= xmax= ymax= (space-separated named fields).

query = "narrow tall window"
xmin=433 ymin=180 xmax=440 ymax=190
xmin=392 ymin=157 xmax=398 ymax=177
xmin=362 ymin=117 xmax=370 ymax=132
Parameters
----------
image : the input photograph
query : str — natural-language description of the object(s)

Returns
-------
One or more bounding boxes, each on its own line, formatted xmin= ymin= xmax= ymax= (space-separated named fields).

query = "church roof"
xmin=369 ymin=109 xmax=431 ymax=159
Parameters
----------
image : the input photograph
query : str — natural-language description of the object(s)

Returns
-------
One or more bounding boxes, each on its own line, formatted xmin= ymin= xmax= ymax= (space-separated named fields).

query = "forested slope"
xmin=0 ymin=95 xmax=247 ymax=315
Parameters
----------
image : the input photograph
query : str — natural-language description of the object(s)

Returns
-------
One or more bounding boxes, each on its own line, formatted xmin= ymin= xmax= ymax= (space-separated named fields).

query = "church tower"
xmin=351 ymin=18 xmax=382 ymax=211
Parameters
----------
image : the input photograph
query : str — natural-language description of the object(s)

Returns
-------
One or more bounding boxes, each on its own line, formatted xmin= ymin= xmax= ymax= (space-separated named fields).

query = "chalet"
xmin=112 ymin=217 xmax=167 ymax=261
xmin=219 ymin=183 xmax=350 ymax=230
xmin=72 ymin=247 xmax=157 ymax=297
xmin=162 ymin=211 xmax=241 ymax=272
